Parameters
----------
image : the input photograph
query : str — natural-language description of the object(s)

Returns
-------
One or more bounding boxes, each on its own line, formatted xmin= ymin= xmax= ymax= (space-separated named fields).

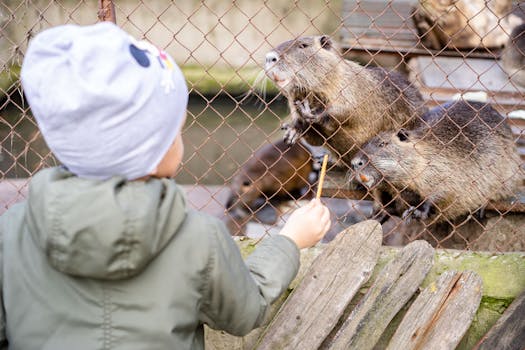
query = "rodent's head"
xmin=510 ymin=23 xmax=525 ymax=50
xmin=225 ymin=169 xmax=264 ymax=219
xmin=350 ymin=151 xmax=381 ymax=189
xmin=264 ymin=35 xmax=341 ymax=95
xmin=419 ymin=0 xmax=455 ymax=17
xmin=351 ymin=129 xmax=417 ymax=188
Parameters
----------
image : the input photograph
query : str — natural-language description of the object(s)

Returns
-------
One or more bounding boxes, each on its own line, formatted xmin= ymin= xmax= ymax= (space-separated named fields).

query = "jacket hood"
xmin=25 ymin=167 xmax=187 ymax=280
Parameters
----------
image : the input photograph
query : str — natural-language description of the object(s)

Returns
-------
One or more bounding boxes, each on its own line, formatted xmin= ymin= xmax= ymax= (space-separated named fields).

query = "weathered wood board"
xmin=339 ymin=0 xmax=519 ymax=59
xmin=387 ymin=270 xmax=483 ymax=350
xmin=408 ymin=56 xmax=525 ymax=113
xmin=474 ymin=289 xmax=525 ymax=350
xmin=206 ymin=242 xmax=525 ymax=350
xmin=254 ymin=220 xmax=382 ymax=350
xmin=340 ymin=0 xmax=421 ymax=53
xmin=325 ymin=240 xmax=435 ymax=350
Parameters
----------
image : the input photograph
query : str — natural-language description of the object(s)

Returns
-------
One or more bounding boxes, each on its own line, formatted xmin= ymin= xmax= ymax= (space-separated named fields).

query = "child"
xmin=0 ymin=22 xmax=331 ymax=349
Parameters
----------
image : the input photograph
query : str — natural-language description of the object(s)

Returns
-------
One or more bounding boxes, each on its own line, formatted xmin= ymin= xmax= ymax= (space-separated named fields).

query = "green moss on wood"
xmin=0 ymin=64 xmax=20 ymax=95
xmin=181 ymin=65 xmax=278 ymax=96
xmin=1 ymin=64 xmax=278 ymax=100
xmin=425 ymin=250 xmax=525 ymax=298
xmin=480 ymin=296 xmax=514 ymax=314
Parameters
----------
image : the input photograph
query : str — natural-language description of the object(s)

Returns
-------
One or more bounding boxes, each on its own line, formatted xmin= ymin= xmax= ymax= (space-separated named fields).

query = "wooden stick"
xmin=316 ymin=154 xmax=329 ymax=199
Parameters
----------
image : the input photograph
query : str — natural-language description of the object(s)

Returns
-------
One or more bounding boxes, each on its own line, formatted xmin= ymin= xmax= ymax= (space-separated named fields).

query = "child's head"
xmin=21 ymin=22 xmax=188 ymax=180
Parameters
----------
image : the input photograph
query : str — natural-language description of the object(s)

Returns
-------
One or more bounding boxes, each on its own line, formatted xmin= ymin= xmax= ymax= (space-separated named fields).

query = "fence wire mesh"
xmin=1 ymin=0 xmax=524 ymax=252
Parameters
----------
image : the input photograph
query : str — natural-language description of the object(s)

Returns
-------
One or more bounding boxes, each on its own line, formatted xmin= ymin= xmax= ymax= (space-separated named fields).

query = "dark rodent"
xmin=264 ymin=35 xmax=427 ymax=168
xmin=502 ymin=23 xmax=525 ymax=88
xmin=351 ymin=100 xmax=522 ymax=224
xmin=225 ymin=139 xmax=315 ymax=224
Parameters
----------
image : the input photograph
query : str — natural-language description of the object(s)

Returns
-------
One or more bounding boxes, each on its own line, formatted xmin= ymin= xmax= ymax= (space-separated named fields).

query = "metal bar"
xmin=98 ymin=0 xmax=116 ymax=23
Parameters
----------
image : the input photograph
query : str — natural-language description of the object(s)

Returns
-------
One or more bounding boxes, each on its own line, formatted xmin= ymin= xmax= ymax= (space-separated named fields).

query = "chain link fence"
xmin=1 ymin=0 xmax=524 ymax=252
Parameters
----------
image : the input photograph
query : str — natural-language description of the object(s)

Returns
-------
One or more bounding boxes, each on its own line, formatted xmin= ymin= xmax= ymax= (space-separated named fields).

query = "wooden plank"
xmin=339 ymin=0 xmax=504 ymax=58
xmin=341 ymin=0 xmax=421 ymax=53
xmin=387 ymin=270 xmax=483 ymax=350
xmin=409 ymin=56 xmax=525 ymax=94
xmin=254 ymin=220 xmax=382 ymax=350
xmin=408 ymin=56 xmax=525 ymax=115
xmin=473 ymin=289 xmax=525 ymax=350
xmin=324 ymin=240 xmax=435 ymax=350
xmin=208 ymin=243 xmax=525 ymax=350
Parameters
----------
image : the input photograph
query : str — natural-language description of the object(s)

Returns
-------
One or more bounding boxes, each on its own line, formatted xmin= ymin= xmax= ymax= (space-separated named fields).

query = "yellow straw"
xmin=316 ymin=154 xmax=329 ymax=199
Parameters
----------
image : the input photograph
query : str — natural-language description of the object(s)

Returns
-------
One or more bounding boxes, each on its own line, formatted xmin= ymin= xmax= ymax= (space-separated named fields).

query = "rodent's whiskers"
xmin=237 ymin=70 xmax=268 ymax=107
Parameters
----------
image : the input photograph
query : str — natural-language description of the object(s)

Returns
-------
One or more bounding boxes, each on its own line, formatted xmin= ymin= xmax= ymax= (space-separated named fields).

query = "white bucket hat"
xmin=21 ymin=22 xmax=188 ymax=180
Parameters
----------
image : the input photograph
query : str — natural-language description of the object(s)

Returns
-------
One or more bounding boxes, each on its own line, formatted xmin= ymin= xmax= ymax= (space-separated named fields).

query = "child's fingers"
xmin=323 ymin=217 xmax=331 ymax=234
xmin=322 ymin=208 xmax=331 ymax=230
xmin=308 ymin=198 xmax=321 ymax=208
xmin=321 ymin=205 xmax=330 ymax=222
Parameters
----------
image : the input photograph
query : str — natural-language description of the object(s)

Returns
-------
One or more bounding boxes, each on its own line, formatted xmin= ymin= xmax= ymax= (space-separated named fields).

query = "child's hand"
xmin=279 ymin=199 xmax=331 ymax=249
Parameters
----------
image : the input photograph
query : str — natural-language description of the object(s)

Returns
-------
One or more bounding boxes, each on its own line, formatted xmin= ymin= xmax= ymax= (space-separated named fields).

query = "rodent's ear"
xmin=396 ymin=128 xmax=410 ymax=142
xmin=319 ymin=35 xmax=333 ymax=50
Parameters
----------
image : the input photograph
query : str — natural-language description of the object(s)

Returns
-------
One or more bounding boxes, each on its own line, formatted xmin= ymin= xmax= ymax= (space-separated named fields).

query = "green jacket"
xmin=0 ymin=167 xmax=300 ymax=349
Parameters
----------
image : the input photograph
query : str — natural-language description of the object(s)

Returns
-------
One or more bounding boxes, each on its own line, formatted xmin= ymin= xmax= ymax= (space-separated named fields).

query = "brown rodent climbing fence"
xmin=1 ymin=0 xmax=524 ymax=251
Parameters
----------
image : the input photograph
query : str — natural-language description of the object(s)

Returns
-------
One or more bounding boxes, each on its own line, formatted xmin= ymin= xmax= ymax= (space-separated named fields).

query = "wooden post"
xmin=387 ymin=270 xmax=483 ymax=350
xmin=98 ymin=0 xmax=116 ymax=23
xmin=326 ymin=240 xmax=435 ymax=350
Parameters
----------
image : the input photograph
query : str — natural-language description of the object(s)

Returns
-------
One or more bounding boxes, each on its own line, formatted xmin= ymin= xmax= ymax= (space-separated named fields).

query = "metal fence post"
xmin=98 ymin=0 xmax=116 ymax=23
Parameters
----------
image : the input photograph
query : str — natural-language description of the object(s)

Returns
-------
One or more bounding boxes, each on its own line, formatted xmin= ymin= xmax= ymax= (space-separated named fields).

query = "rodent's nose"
xmin=265 ymin=51 xmax=279 ymax=66
xmin=351 ymin=157 xmax=365 ymax=170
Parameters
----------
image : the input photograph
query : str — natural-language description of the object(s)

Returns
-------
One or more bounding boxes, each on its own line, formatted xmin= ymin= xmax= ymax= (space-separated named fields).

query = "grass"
xmin=0 ymin=64 xmax=21 ymax=95
xmin=181 ymin=64 xmax=278 ymax=96
xmin=0 ymin=64 xmax=278 ymax=98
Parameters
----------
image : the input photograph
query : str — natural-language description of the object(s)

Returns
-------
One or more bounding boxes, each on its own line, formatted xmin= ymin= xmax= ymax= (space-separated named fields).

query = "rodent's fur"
xmin=351 ymin=100 xmax=522 ymax=224
xmin=412 ymin=0 xmax=523 ymax=49
xmin=502 ymin=23 xmax=525 ymax=88
xmin=265 ymin=35 xmax=427 ymax=167
xmin=225 ymin=139 xmax=314 ymax=221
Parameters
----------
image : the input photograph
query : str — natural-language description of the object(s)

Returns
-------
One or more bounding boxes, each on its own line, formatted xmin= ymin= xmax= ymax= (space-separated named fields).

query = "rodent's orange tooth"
xmin=359 ymin=173 xmax=368 ymax=183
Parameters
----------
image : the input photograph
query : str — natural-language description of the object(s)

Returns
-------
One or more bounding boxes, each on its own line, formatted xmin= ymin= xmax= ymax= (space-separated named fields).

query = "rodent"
xmin=264 ymin=35 xmax=427 ymax=168
xmin=502 ymin=23 xmax=525 ymax=88
xmin=351 ymin=100 xmax=522 ymax=224
xmin=412 ymin=0 xmax=523 ymax=49
xmin=225 ymin=139 xmax=316 ymax=224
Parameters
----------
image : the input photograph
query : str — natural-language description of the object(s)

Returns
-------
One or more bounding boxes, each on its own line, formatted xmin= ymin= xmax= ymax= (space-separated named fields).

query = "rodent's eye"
xmin=298 ymin=43 xmax=310 ymax=49
xmin=378 ymin=141 xmax=386 ymax=147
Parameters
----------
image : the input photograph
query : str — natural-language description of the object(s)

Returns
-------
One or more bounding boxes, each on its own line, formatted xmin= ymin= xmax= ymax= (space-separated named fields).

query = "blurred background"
xmin=1 ymin=0 xmax=524 ymax=250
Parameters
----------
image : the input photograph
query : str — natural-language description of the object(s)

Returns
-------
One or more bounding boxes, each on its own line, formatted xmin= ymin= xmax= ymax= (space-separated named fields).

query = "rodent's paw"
xmin=283 ymin=126 xmax=300 ymax=144
xmin=474 ymin=206 xmax=486 ymax=221
xmin=295 ymin=99 xmax=319 ymax=123
xmin=402 ymin=206 xmax=428 ymax=223
xmin=401 ymin=207 xmax=416 ymax=223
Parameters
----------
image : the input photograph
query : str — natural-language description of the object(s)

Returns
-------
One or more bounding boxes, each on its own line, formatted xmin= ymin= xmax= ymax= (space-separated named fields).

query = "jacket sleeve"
xmin=199 ymin=220 xmax=300 ymax=336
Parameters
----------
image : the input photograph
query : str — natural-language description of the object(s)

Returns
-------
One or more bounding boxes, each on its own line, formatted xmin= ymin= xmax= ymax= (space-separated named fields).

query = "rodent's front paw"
xmin=295 ymin=99 xmax=319 ymax=123
xmin=402 ymin=206 xmax=428 ymax=223
xmin=282 ymin=124 xmax=300 ymax=144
